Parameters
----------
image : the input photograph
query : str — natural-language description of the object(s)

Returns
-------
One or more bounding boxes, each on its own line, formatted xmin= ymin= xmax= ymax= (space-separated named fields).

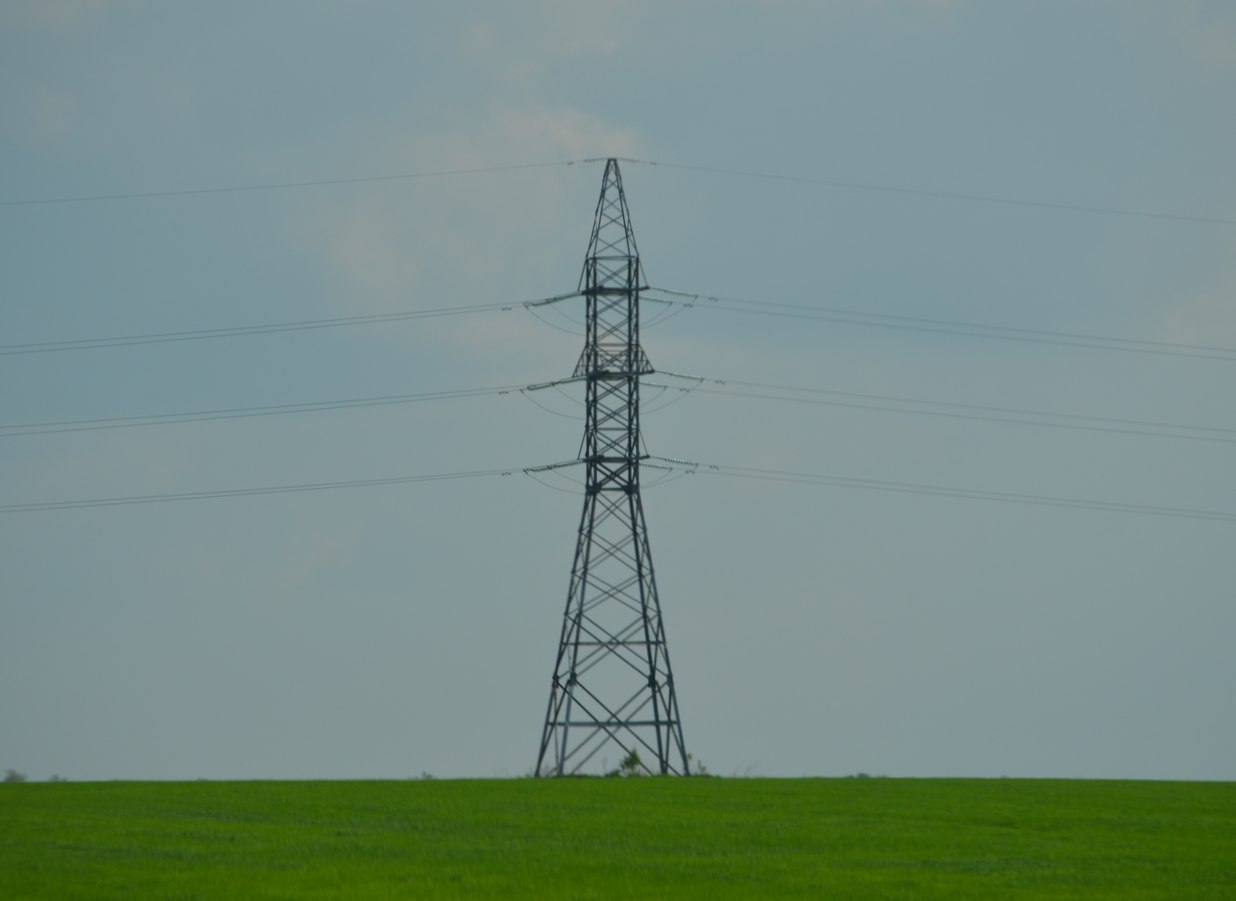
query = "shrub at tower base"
xmin=1 ymin=777 xmax=1233 ymax=899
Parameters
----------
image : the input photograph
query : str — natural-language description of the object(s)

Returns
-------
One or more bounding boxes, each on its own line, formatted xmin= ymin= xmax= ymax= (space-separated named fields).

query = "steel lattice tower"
xmin=535 ymin=159 xmax=690 ymax=777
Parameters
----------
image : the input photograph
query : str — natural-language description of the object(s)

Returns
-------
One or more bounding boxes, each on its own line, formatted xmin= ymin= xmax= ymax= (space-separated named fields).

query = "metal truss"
xmin=535 ymin=159 xmax=690 ymax=777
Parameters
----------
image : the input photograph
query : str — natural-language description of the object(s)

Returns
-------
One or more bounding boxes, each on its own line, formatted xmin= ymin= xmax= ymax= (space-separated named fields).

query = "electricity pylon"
xmin=535 ymin=159 xmax=690 ymax=777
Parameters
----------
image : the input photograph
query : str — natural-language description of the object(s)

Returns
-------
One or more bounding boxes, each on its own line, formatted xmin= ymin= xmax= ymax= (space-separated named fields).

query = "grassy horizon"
xmin=1 ymin=777 xmax=1233 ymax=898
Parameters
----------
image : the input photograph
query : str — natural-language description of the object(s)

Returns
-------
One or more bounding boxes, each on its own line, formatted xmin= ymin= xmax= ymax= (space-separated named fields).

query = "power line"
xmin=7 ymin=364 xmax=1228 ymax=446
xmin=0 ymin=469 xmax=515 ymax=513
xmin=619 ymin=158 xmax=1236 ymax=227
xmin=651 ymin=373 xmax=1236 ymax=445
xmin=0 ymin=293 xmax=578 ymax=356
xmin=647 ymin=458 xmax=1236 ymax=524
xmin=0 ymin=161 xmax=590 ymax=207
xmin=0 ymin=385 xmax=521 ymax=438
xmin=7 ymin=155 xmax=1231 ymax=229
xmin=5 ymin=456 xmax=1229 ymax=523
xmin=13 ymin=286 xmax=1224 ymax=362
xmin=646 ymin=288 xmax=1236 ymax=362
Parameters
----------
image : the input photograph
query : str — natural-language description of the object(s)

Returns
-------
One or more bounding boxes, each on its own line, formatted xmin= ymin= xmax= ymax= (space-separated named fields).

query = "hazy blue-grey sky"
xmin=2 ymin=0 xmax=1233 ymax=781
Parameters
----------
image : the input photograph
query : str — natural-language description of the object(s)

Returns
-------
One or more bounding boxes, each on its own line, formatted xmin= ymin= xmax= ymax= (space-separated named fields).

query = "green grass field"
xmin=1 ymin=777 xmax=1233 ymax=899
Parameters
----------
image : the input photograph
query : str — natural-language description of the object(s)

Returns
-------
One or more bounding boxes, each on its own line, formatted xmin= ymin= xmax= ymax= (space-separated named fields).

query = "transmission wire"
xmin=0 ymin=469 xmax=515 ymax=513
xmin=1 ymin=292 xmax=579 ymax=356
xmin=9 ymin=368 xmax=1225 ymax=445
xmin=0 ymin=160 xmax=592 ymax=207
xmin=646 ymin=458 xmax=1236 ymax=524
xmin=649 ymin=374 xmax=1236 ymax=446
xmin=0 ymin=385 xmax=521 ymax=439
xmin=5 ymin=454 xmax=1230 ymax=523
xmin=619 ymin=158 xmax=1236 ymax=227
xmin=9 ymin=155 xmax=1231 ymax=228
xmin=645 ymin=288 xmax=1236 ymax=362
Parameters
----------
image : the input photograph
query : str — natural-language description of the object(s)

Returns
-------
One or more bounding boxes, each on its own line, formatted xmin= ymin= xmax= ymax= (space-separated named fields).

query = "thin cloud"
xmin=1 ymin=0 xmax=118 ymax=31
xmin=303 ymin=104 xmax=637 ymax=318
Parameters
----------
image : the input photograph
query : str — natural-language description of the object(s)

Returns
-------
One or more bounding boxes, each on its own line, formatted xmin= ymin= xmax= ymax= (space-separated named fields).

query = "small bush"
xmin=606 ymin=751 xmax=644 ymax=777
